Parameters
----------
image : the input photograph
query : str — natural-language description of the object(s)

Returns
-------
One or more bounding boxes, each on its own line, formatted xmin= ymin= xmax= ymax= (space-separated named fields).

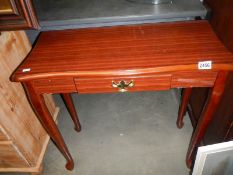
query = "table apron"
xmin=31 ymin=71 xmax=217 ymax=94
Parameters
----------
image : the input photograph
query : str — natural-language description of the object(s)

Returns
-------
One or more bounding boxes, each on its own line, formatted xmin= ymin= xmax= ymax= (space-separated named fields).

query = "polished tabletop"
xmin=13 ymin=20 xmax=233 ymax=81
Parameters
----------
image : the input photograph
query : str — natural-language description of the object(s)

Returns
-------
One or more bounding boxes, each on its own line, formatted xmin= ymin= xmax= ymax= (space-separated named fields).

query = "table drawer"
xmin=74 ymin=75 xmax=171 ymax=94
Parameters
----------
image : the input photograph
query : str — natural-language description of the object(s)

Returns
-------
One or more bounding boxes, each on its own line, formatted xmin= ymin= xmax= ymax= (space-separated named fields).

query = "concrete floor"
xmin=5 ymin=90 xmax=193 ymax=175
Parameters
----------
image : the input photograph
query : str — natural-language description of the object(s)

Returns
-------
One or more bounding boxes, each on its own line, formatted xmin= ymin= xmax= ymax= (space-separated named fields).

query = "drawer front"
xmin=75 ymin=75 xmax=171 ymax=94
xmin=0 ymin=142 xmax=29 ymax=168
xmin=33 ymin=77 xmax=77 ymax=93
xmin=171 ymin=71 xmax=217 ymax=88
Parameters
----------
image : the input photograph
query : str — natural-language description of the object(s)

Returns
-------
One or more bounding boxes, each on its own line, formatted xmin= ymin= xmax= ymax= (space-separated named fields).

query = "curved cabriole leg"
xmin=61 ymin=93 xmax=81 ymax=132
xmin=23 ymin=82 xmax=74 ymax=170
xmin=177 ymin=88 xmax=192 ymax=128
xmin=186 ymin=71 xmax=229 ymax=168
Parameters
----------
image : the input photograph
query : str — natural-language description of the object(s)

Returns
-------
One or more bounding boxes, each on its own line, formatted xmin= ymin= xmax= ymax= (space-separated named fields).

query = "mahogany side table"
xmin=11 ymin=20 xmax=233 ymax=170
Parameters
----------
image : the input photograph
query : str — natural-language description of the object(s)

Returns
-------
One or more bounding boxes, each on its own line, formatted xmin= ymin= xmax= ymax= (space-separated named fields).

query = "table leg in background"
xmin=177 ymin=88 xmax=193 ymax=128
xmin=61 ymin=93 xmax=81 ymax=132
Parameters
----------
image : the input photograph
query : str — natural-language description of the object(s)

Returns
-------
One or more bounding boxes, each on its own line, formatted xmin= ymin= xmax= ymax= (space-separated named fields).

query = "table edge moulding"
xmin=11 ymin=20 xmax=233 ymax=170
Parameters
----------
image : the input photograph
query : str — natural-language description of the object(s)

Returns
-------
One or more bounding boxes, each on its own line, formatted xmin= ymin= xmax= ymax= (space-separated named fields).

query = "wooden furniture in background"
xmin=0 ymin=31 xmax=59 ymax=174
xmin=0 ymin=0 xmax=39 ymax=30
xmin=11 ymin=20 xmax=233 ymax=170
xmin=187 ymin=0 xmax=233 ymax=145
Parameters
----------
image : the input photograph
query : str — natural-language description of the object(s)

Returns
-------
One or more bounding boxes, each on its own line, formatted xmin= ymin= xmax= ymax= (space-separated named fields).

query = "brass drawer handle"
xmin=112 ymin=80 xmax=134 ymax=92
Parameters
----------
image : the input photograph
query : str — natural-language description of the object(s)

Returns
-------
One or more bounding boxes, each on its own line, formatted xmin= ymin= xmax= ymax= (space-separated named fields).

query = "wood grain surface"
xmin=0 ymin=31 xmax=40 ymax=166
xmin=0 ymin=31 xmax=58 ymax=173
xmin=0 ymin=125 xmax=9 ymax=141
xmin=0 ymin=142 xmax=29 ymax=168
xmin=12 ymin=20 xmax=233 ymax=82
